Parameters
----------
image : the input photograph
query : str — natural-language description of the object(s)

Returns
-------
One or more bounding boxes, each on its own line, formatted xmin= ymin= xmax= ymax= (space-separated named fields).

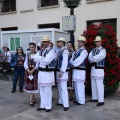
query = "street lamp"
xmin=63 ymin=0 xmax=81 ymax=49
xmin=63 ymin=0 xmax=81 ymax=8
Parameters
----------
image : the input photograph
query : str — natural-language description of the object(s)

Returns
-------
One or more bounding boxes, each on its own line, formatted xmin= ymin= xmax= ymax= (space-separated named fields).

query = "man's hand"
xmin=70 ymin=65 xmax=74 ymax=69
xmin=58 ymin=72 xmax=63 ymax=78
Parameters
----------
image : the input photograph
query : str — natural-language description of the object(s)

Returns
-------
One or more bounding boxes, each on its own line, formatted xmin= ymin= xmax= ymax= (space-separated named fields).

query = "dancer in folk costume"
xmin=56 ymin=37 xmax=70 ymax=111
xmin=67 ymin=41 xmax=74 ymax=101
xmin=88 ymin=36 xmax=106 ymax=106
xmin=33 ymin=36 xmax=56 ymax=112
xmin=24 ymin=42 xmax=39 ymax=106
xmin=70 ymin=36 xmax=88 ymax=105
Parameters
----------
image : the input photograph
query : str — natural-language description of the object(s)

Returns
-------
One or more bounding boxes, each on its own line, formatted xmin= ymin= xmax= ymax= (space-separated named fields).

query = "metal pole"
xmin=70 ymin=8 xmax=75 ymax=50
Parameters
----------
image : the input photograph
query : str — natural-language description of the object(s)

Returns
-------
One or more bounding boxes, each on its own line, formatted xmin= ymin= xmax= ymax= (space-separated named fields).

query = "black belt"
xmin=91 ymin=63 xmax=104 ymax=69
xmin=95 ymin=66 xmax=104 ymax=69
xmin=38 ymin=67 xmax=55 ymax=72
xmin=73 ymin=67 xmax=86 ymax=70
xmin=56 ymin=68 xmax=70 ymax=72
xmin=91 ymin=62 xmax=96 ymax=66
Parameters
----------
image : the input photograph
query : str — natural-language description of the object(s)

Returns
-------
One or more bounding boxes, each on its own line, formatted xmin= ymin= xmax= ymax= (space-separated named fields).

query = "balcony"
xmin=0 ymin=0 xmax=16 ymax=15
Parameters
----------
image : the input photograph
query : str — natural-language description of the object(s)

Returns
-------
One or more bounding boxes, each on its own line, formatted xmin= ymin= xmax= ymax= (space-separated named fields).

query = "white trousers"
xmin=74 ymin=81 xmax=85 ymax=104
xmin=91 ymin=79 xmax=104 ymax=102
xmin=39 ymin=86 xmax=52 ymax=109
xmin=57 ymin=82 xmax=69 ymax=107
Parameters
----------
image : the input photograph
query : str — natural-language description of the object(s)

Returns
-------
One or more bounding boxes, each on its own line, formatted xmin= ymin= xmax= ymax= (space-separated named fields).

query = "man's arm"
xmin=40 ymin=49 xmax=55 ymax=66
xmin=72 ymin=50 xmax=88 ymax=67
xmin=60 ymin=49 xmax=69 ymax=73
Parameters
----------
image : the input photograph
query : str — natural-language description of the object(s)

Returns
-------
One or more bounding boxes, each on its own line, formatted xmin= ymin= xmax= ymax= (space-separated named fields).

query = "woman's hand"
xmin=27 ymin=69 xmax=32 ymax=75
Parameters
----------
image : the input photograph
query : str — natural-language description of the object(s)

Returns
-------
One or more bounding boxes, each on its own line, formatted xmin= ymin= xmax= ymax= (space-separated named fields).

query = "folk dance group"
xmin=10 ymin=35 xmax=106 ymax=112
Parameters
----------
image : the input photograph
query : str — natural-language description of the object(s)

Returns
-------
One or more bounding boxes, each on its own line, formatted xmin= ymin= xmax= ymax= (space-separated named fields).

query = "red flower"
xmin=83 ymin=23 xmax=119 ymax=92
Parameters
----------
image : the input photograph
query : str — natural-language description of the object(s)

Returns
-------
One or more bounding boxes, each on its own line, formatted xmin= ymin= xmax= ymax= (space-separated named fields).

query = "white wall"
xmin=0 ymin=0 xmax=120 ymax=47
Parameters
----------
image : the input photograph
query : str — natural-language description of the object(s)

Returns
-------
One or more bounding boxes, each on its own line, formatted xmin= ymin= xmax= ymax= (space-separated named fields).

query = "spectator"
xmin=11 ymin=47 xmax=26 ymax=93
xmin=67 ymin=41 xmax=74 ymax=101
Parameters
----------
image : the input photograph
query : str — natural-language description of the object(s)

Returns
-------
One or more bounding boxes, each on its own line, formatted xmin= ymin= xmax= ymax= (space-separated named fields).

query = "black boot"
xmin=64 ymin=107 xmax=69 ymax=111
xmin=96 ymin=102 xmax=104 ymax=106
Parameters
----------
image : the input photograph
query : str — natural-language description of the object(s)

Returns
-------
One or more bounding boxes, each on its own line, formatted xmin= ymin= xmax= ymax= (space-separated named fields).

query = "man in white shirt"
xmin=70 ymin=36 xmax=88 ymax=105
xmin=88 ymin=36 xmax=106 ymax=106
xmin=56 ymin=37 xmax=69 ymax=111
xmin=33 ymin=36 xmax=56 ymax=112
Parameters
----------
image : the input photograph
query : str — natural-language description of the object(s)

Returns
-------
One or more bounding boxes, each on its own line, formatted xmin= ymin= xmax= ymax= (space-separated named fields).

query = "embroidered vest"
xmin=57 ymin=48 xmax=70 ymax=72
xmin=73 ymin=48 xmax=86 ymax=70
xmin=92 ymin=47 xmax=105 ymax=69
xmin=39 ymin=48 xmax=56 ymax=71
xmin=27 ymin=52 xmax=36 ymax=68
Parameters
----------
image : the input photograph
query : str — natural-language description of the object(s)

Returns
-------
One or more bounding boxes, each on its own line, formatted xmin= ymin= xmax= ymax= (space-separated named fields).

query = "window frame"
xmin=37 ymin=0 xmax=60 ymax=10
xmin=87 ymin=18 xmax=117 ymax=32
xmin=86 ymin=0 xmax=113 ymax=4
xmin=9 ymin=37 xmax=21 ymax=52
xmin=38 ymin=23 xmax=60 ymax=29
xmin=0 ymin=0 xmax=16 ymax=14
xmin=87 ymin=18 xmax=117 ymax=38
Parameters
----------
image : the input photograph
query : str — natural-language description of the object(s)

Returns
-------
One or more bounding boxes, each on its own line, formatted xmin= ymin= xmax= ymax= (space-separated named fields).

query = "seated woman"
xmin=11 ymin=47 xmax=26 ymax=93
xmin=2 ymin=47 xmax=11 ymax=72
xmin=24 ymin=42 xmax=39 ymax=106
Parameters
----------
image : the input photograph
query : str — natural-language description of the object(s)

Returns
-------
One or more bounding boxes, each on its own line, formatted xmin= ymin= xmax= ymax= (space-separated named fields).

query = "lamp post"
xmin=63 ymin=0 xmax=81 ymax=49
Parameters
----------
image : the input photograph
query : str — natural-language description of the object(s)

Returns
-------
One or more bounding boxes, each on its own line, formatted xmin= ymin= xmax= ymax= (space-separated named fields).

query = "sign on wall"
xmin=10 ymin=37 xmax=21 ymax=51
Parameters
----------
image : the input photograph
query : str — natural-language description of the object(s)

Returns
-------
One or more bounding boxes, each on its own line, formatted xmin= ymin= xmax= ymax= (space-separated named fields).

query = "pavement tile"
xmin=0 ymin=80 xmax=120 ymax=120
xmin=39 ymin=112 xmax=80 ymax=120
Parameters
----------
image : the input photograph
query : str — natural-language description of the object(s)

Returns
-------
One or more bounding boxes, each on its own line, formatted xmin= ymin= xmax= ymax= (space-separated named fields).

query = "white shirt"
xmin=5 ymin=51 xmax=11 ymax=62
xmin=70 ymin=46 xmax=88 ymax=67
xmin=88 ymin=46 xmax=106 ymax=79
xmin=33 ymin=46 xmax=55 ymax=86
xmin=70 ymin=46 xmax=88 ymax=82
xmin=24 ymin=53 xmax=39 ymax=70
xmin=60 ymin=47 xmax=69 ymax=73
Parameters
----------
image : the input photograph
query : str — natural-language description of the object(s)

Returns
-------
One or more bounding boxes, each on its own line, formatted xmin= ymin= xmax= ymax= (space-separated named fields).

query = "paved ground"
xmin=0 ymin=79 xmax=120 ymax=120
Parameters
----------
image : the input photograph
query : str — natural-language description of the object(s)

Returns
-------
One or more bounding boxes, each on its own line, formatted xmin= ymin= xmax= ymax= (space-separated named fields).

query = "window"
xmin=10 ymin=37 xmax=21 ymax=52
xmin=87 ymin=18 xmax=117 ymax=38
xmin=38 ymin=23 xmax=60 ymax=29
xmin=0 ymin=0 xmax=16 ymax=13
xmin=86 ymin=0 xmax=113 ymax=4
xmin=87 ymin=18 xmax=117 ymax=36
xmin=38 ymin=0 xmax=59 ymax=7
xmin=1 ymin=27 xmax=18 ymax=31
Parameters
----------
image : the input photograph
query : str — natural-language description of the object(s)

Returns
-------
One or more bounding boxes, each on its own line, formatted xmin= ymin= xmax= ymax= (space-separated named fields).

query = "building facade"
xmin=0 ymin=0 xmax=120 ymax=47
